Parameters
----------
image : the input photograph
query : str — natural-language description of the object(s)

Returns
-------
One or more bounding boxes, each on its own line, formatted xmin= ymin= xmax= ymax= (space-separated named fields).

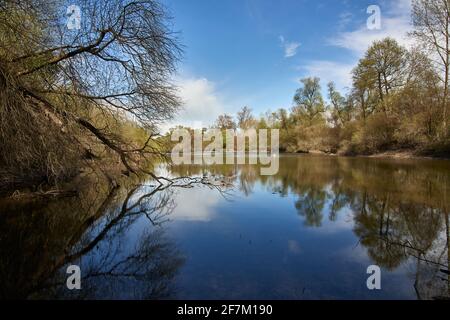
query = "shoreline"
xmin=281 ymin=150 xmax=450 ymax=161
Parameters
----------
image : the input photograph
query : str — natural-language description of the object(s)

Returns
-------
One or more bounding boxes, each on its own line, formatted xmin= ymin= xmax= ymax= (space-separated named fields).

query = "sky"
xmin=160 ymin=0 xmax=413 ymax=130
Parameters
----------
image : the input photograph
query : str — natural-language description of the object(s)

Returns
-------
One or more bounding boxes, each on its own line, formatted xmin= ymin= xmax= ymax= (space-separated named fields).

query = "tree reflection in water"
xmin=170 ymin=156 xmax=450 ymax=300
xmin=0 ymin=177 xmax=188 ymax=299
xmin=0 ymin=155 xmax=449 ymax=300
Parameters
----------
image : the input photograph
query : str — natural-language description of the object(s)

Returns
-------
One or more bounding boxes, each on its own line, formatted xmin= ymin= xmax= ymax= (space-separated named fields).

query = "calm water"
xmin=0 ymin=155 xmax=449 ymax=300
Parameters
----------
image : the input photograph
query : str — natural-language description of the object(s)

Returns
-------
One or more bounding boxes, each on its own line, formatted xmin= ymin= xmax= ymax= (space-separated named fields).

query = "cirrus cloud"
xmin=280 ymin=35 xmax=301 ymax=58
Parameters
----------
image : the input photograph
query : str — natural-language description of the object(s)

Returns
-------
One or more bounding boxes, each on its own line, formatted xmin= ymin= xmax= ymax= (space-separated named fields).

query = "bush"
xmin=362 ymin=114 xmax=397 ymax=152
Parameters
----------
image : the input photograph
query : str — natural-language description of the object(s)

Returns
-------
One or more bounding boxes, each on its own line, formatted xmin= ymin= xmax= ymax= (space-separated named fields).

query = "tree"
xmin=0 ymin=0 xmax=181 ymax=187
xmin=237 ymin=106 xmax=256 ymax=129
xmin=274 ymin=108 xmax=291 ymax=130
xmin=293 ymin=77 xmax=325 ymax=126
xmin=327 ymin=82 xmax=352 ymax=126
xmin=369 ymin=38 xmax=407 ymax=98
xmin=394 ymin=49 xmax=442 ymax=142
xmin=354 ymin=38 xmax=407 ymax=115
xmin=214 ymin=114 xmax=236 ymax=130
xmin=411 ymin=0 xmax=450 ymax=135
xmin=352 ymin=59 xmax=378 ymax=122
xmin=257 ymin=117 xmax=269 ymax=129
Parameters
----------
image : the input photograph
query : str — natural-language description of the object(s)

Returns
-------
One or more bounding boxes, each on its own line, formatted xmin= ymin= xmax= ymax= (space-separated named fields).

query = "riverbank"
xmin=364 ymin=150 xmax=441 ymax=160
xmin=283 ymin=148 xmax=450 ymax=160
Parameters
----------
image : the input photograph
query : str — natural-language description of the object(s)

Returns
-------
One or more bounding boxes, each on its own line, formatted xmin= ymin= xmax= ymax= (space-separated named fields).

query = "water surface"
xmin=0 ymin=155 xmax=449 ymax=299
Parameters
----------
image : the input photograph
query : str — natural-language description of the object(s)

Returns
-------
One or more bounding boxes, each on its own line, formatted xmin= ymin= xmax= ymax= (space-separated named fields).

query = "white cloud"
xmin=329 ymin=0 xmax=414 ymax=56
xmin=280 ymin=35 xmax=301 ymax=58
xmin=299 ymin=1 xmax=414 ymax=95
xmin=299 ymin=60 xmax=355 ymax=93
xmin=170 ymin=187 xmax=221 ymax=222
xmin=160 ymin=77 xmax=227 ymax=132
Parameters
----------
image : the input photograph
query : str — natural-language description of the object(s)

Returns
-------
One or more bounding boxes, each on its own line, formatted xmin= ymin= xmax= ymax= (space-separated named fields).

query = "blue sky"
xmin=161 ymin=0 xmax=412 ymax=129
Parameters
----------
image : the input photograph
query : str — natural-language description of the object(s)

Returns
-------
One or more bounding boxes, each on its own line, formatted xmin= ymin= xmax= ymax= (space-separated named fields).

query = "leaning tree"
xmin=0 ymin=0 xmax=182 ymax=188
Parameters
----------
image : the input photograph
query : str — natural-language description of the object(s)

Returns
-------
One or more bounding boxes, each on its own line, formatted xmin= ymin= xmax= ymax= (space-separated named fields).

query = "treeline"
xmin=280 ymin=36 xmax=449 ymax=156
xmin=204 ymin=38 xmax=448 ymax=156
xmin=195 ymin=1 xmax=449 ymax=156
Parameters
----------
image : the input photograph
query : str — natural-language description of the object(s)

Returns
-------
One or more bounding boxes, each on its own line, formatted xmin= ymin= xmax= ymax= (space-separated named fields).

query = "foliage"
xmin=206 ymin=36 xmax=449 ymax=157
xmin=0 ymin=0 xmax=181 ymax=192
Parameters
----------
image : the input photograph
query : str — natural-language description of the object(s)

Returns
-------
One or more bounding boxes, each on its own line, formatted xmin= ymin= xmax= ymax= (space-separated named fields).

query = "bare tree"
xmin=214 ymin=114 xmax=236 ymax=130
xmin=237 ymin=106 xmax=256 ymax=129
xmin=411 ymin=0 xmax=450 ymax=134
xmin=0 ymin=0 xmax=182 ymax=188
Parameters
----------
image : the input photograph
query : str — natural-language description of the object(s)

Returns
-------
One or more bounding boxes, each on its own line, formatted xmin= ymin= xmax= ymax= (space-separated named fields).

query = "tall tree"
xmin=327 ymin=82 xmax=352 ymax=126
xmin=293 ymin=77 xmax=325 ymax=126
xmin=352 ymin=61 xmax=378 ymax=123
xmin=354 ymin=38 xmax=407 ymax=114
xmin=237 ymin=106 xmax=256 ymax=129
xmin=411 ymin=0 xmax=450 ymax=134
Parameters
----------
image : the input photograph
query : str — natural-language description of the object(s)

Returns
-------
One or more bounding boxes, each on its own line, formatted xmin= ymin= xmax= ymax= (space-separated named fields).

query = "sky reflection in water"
xmin=0 ymin=155 xmax=449 ymax=300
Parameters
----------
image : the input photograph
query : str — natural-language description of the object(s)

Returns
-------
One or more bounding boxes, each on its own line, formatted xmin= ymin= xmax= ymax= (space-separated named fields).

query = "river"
xmin=0 ymin=155 xmax=449 ymax=299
